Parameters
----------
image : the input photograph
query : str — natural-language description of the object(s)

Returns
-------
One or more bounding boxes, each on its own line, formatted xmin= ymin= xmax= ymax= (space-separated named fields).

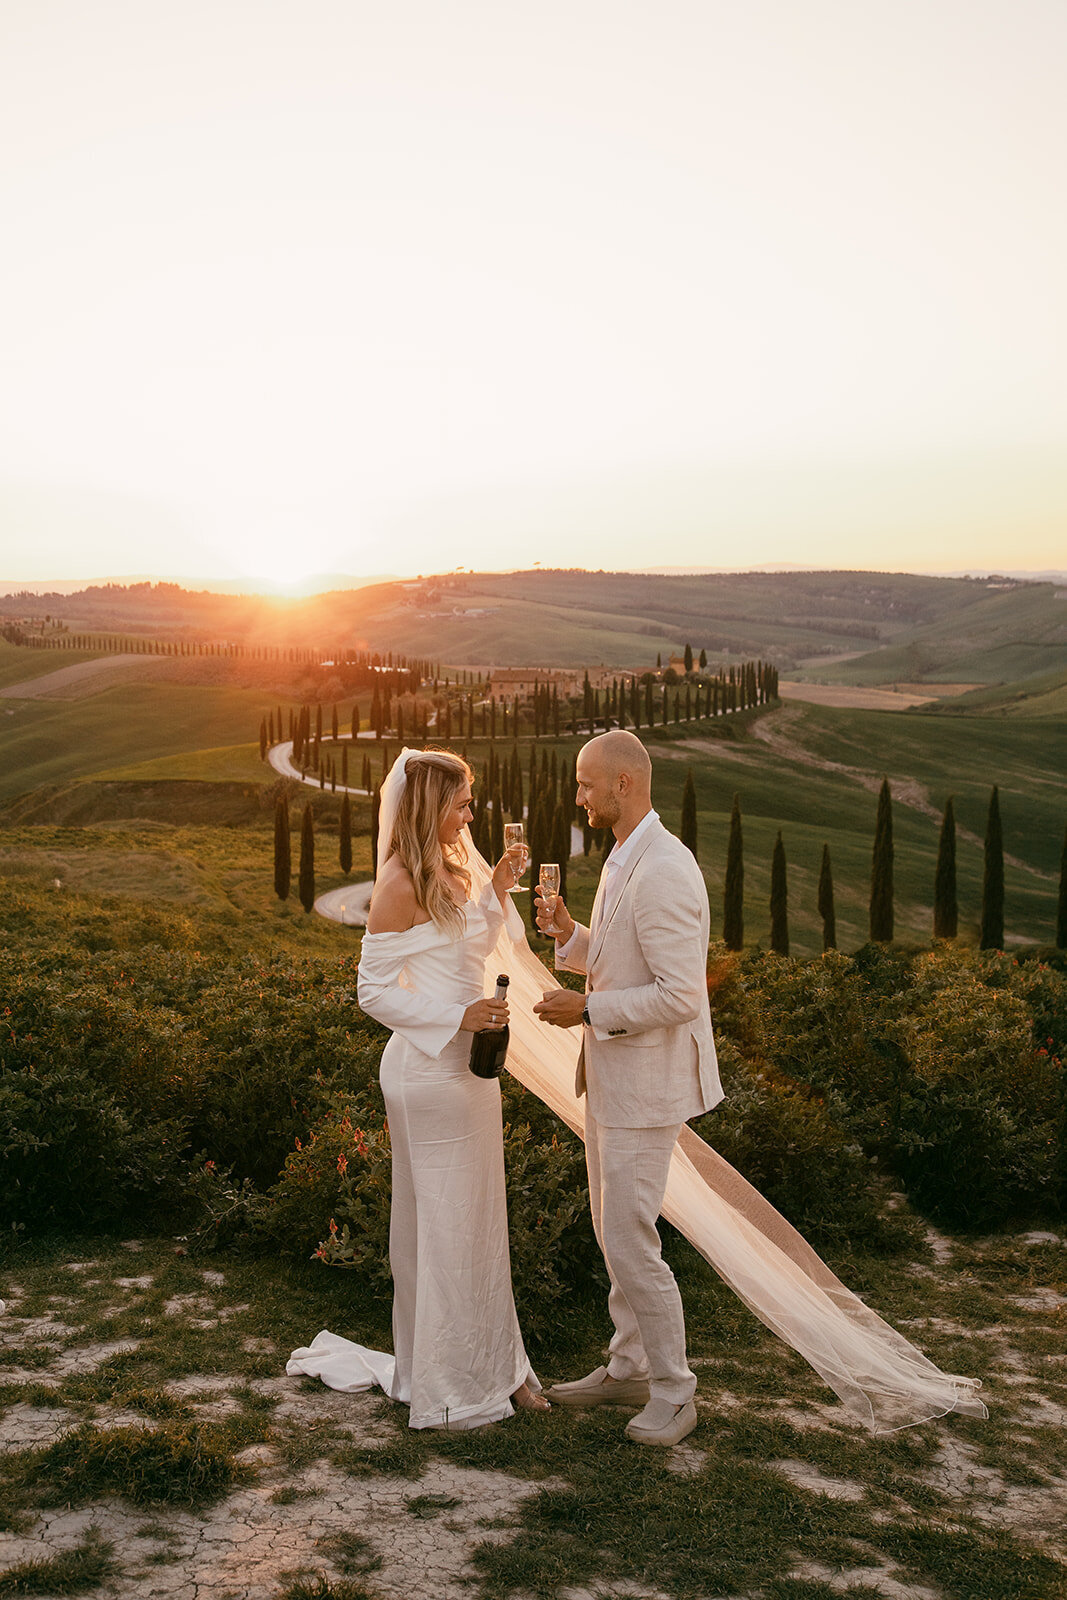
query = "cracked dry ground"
xmin=1 ymin=1232 xmax=1066 ymax=1600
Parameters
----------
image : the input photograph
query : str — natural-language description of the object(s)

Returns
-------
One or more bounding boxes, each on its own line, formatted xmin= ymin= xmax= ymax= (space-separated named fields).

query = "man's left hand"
xmin=534 ymin=989 xmax=586 ymax=1028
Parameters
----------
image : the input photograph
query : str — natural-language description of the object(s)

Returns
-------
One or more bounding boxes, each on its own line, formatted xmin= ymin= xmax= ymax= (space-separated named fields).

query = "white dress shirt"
xmin=557 ymin=809 xmax=660 ymax=964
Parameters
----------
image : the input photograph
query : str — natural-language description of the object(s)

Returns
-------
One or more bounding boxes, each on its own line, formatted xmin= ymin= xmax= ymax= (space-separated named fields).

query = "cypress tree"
xmin=680 ymin=770 xmax=698 ymax=858
xmin=933 ymin=796 xmax=958 ymax=939
xmin=339 ymin=792 xmax=352 ymax=875
xmin=723 ymin=794 xmax=744 ymax=951
xmin=1057 ymin=825 xmax=1067 ymax=949
xmin=298 ymin=805 xmax=315 ymax=913
xmin=273 ymin=796 xmax=291 ymax=901
xmin=869 ymin=778 xmax=894 ymax=942
xmin=980 ymin=784 xmax=1005 ymax=950
xmin=371 ymin=784 xmax=381 ymax=876
xmin=817 ymin=842 xmax=836 ymax=951
xmin=351 ymin=705 xmax=360 ymax=740
xmin=331 ymin=704 xmax=339 ymax=740
xmin=684 ymin=642 xmax=693 ymax=673
xmin=552 ymin=799 xmax=570 ymax=903
xmin=510 ymin=747 xmax=524 ymax=823
xmin=770 ymin=831 xmax=789 ymax=955
xmin=259 ymin=718 xmax=267 ymax=760
xmin=491 ymin=786 xmax=505 ymax=862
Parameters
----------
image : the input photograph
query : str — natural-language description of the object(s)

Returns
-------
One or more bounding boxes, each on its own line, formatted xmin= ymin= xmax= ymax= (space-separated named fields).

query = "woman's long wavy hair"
xmin=387 ymin=750 xmax=474 ymax=935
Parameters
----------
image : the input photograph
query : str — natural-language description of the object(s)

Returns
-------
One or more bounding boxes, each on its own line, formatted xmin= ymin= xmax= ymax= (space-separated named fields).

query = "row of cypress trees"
xmin=275 ymin=757 xmax=1066 ymax=951
xmin=273 ymin=794 xmax=354 ymax=914
xmin=706 ymin=778 xmax=1066 ymax=953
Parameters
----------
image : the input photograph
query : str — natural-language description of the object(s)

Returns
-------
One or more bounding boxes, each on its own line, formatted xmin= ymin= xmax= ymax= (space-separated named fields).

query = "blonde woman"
xmin=290 ymin=748 xmax=547 ymax=1430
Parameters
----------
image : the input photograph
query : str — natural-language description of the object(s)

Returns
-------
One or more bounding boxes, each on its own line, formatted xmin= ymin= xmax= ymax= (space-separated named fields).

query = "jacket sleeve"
xmin=554 ymin=921 xmax=590 ymax=975
xmin=356 ymin=940 xmax=468 ymax=1060
xmin=585 ymin=853 xmax=709 ymax=1039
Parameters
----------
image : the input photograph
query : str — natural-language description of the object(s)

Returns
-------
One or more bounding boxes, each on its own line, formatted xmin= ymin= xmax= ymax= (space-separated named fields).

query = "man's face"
xmin=575 ymin=754 xmax=621 ymax=832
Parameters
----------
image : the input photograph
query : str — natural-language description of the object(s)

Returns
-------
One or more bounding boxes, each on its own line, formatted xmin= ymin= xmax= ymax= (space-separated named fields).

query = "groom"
xmin=533 ymin=730 xmax=722 ymax=1447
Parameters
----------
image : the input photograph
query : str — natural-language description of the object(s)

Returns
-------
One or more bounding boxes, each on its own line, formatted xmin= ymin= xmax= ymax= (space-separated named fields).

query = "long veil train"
xmin=466 ymin=838 xmax=986 ymax=1434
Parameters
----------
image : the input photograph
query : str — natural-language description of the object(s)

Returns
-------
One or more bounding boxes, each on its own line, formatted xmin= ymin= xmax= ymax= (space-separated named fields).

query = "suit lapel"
xmin=588 ymin=820 xmax=661 ymax=966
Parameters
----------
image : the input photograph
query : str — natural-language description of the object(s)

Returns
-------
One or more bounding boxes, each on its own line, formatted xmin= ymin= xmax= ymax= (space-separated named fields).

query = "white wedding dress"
xmin=287 ymin=880 xmax=541 ymax=1431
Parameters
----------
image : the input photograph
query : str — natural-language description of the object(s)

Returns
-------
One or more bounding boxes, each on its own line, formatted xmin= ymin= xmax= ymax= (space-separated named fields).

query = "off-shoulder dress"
xmin=288 ymin=882 xmax=539 ymax=1431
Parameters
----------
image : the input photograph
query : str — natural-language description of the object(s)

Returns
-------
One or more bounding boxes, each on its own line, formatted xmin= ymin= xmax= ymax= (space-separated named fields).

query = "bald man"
xmin=534 ymin=730 xmax=722 ymax=1447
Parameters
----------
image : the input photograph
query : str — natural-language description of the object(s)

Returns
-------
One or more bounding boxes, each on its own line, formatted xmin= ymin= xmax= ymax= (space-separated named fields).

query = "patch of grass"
xmin=3 ymin=1420 xmax=247 ymax=1510
xmin=0 ymin=1528 xmax=117 ymax=1596
xmin=120 ymin=1386 xmax=193 ymax=1421
xmin=0 ymin=1383 xmax=66 ymax=1410
xmin=878 ymin=1519 xmax=1067 ymax=1600
xmin=3 ymin=1346 xmax=60 ymax=1372
xmin=274 ymin=1578 xmax=379 ymax=1600
xmin=406 ymin=1492 xmax=461 ymax=1518
xmin=270 ymin=1485 xmax=316 ymax=1505
xmin=331 ymin=1434 xmax=427 ymax=1480
xmin=314 ymin=1531 xmax=382 ymax=1578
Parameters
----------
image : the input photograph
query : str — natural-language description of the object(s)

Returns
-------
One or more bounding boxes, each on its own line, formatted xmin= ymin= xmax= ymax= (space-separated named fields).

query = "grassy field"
xmin=0 ymin=638 xmax=109 ymax=688
xmin=0 ymin=683 xmax=280 ymax=806
xmin=1 ymin=666 xmax=1063 ymax=955
xmin=925 ymin=665 xmax=1067 ymax=720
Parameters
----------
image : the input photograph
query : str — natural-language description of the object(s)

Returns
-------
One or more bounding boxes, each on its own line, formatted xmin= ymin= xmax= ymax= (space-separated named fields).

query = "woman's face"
xmin=438 ymin=781 xmax=474 ymax=847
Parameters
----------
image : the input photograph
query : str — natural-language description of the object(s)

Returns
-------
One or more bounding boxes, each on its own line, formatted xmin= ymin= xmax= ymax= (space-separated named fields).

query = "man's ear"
xmin=616 ymin=769 xmax=632 ymax=796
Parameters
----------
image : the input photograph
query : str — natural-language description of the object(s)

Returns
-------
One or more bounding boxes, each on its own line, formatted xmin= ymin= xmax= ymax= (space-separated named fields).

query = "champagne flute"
xmin=503 ymin=822 xmax=528 ymax=892
xmin=539 ymin=862 xmax=561 ymax=933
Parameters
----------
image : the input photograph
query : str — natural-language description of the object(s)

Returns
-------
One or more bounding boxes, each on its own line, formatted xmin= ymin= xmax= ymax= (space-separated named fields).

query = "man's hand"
xmin=534 ymin=887 xmax=575 ymax=943
xmin=534 ymin=988 xmax=586 ymax=1028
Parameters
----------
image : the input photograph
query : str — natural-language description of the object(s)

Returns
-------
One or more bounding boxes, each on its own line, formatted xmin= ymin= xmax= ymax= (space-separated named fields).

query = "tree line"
xmin=259 ymin=658 xmax=780 ymax=776
xmin=695 ymin=776 xmax=1067 ymax=955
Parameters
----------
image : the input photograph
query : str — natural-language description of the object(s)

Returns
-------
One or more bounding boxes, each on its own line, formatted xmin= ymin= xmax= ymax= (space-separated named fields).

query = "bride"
xmin=288 ymin=748 xmax=548 ymax=1430
xmin=291 ymin=744 xmax=986 ymax=1437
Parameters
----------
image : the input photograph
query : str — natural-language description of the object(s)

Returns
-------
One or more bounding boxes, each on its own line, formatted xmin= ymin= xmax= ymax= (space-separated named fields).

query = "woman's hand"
xmin=491 ymin=843 xmax=527 ymax=902
xmin=460 ymin=997 xmax=510 ymax=1033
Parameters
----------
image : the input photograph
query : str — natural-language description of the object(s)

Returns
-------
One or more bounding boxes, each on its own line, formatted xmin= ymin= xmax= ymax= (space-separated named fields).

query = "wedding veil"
xmin=374 ymin=748 xmax=986 ymax=1432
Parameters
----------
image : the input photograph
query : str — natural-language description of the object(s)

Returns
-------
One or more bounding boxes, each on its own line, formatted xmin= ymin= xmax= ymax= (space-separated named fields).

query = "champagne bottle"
xmin=468 ymin=974 xmax=510 ymax=1079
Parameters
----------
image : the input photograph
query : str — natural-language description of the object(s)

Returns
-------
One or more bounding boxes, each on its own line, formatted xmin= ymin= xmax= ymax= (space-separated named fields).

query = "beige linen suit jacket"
xmin=556 ymin=818 xmax=723 ymax=1129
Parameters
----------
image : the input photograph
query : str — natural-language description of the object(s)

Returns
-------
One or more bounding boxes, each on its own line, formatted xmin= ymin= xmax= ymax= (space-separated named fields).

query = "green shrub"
xmin=734 ymin=945 xmax=1065 ymax=1228
xmin=0 ymin=1063 xmax=185 ymax=1231
xmin=694 ymin=1040 xmax=905 ymax=1250
xmin=892 ymin=952 xmax=1061 ymax=1226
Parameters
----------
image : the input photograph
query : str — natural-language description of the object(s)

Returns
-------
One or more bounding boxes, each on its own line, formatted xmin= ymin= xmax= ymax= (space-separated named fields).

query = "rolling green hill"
xmin=8 ymin=569 xmax=1064 ymax=688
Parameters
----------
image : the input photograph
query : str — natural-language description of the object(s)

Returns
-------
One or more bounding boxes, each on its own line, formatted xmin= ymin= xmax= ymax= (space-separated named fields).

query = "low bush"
xmin=714 ymin=945 xmax=1066 ymax=1229
xmin=695 ymin=1040 xmax=907 ymax=1250
xmin=0 ymin=1062 xmax=185 ymax=1231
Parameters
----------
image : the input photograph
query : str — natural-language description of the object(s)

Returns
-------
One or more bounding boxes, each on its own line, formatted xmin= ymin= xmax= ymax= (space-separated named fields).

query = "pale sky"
xmin=1 ymin=0 xmax=1064 ymax=587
